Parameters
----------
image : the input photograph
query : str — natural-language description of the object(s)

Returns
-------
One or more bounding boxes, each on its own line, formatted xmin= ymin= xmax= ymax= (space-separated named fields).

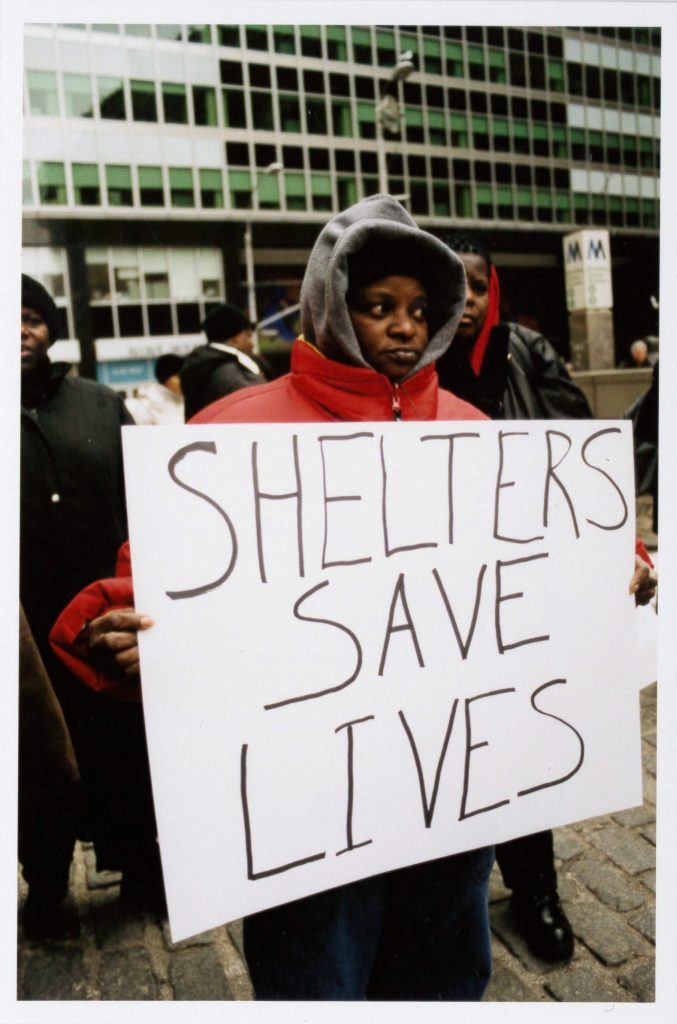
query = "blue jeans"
xmin=243 ymin=845 xmax=494 ymax=1001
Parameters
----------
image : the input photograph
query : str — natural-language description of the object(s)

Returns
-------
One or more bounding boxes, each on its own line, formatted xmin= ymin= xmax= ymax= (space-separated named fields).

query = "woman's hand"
xmin=629 ymin=556 xmax=658 ymax=607
xmin=86 ymin=608 xmax=154 ymax=679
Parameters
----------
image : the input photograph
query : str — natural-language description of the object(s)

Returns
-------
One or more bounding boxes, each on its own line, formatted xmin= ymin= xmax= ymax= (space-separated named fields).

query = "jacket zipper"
xmin=391 ymin=383 xmax=402 ymax=421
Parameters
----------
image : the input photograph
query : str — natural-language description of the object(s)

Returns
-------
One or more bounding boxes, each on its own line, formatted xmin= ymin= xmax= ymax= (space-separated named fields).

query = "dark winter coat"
xmin=438 ymin=322 xmax=593 ymax=422
xmin=20 ymin=361 xmax=133 ymax=656
xmin=180 ymin=343 xmax=270 ymax=421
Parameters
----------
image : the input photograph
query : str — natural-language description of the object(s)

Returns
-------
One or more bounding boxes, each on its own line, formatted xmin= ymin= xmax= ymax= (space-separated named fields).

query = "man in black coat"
xmin=180 ymin=303 xmax=271 ymax=420
xmin=20 ymin=275 xmax=162 ymax=935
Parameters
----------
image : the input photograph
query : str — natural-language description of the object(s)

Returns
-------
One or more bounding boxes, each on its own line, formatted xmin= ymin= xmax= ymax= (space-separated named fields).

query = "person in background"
xmin=436 ymin=236 xmax=654 ymax=964
xmin=619 ymin=339 xmax=654 ymax=369
xmin=19 ymin=274 xmax=164 ymax=932
xmin=180 ymin=303 xmax=271 ymax=420
xmin=125 ymin=353 xmax=185 ymax=425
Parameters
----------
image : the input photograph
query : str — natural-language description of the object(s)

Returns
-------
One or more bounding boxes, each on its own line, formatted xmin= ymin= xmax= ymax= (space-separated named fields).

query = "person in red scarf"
xmin=436 ymin=236 xmax=656 ymax=964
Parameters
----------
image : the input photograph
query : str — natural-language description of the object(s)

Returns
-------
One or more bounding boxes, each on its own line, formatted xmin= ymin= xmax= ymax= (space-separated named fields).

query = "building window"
xmin=488 ymin=49 xmax=506 ymax=83
xmin=357 ymin=102 xmax=376 ymax=140
xmin=187 ymin=25 xmax=212 ymax=44
xmin=427 ymin=110 xmax=446 ymax=146
xmin=138 ymin=165 xmax=164 ymax=206
xmin=98 ymin=76 xmax=126 ymax=119
xmin=193 ymin=85 xmax=217 ymax=126
xmin=454 ymin=184 xmax=472 ymax=217
xmin=106 ymin=164 xmax=133 ymax=206
xmin=27 ymin=70 xmax=59 ymax=116
xmin=548 ymin=59 xmax=565 ymax=92
xmin=131 ymin=79 xmax=157 ymax=121
xmin=251 ymin=91 xmax=274 ymax=131
xmin=72 ymin=163 xmax=100 ymax=205
xmin=223 ymin=89 xmax=246 ymax=128
xmin=218 ymin=25 xmax=240 ymax=47
xmin=467 ymin=46 xmax=485 ymax=81
xmin=162 ymin=82 xmax=188 ymax=124
xmin=311 ymin=174 xmax=332 ymax=211
xmin=246 ymin=25 xmax=269 ymax=50
xmin=285 ymin=172 xmax=306 ymax=210
xmin=22 ymin=245 xmax=73 ymax=336
xmin=423 ymin=38 xmax=442 ymax=75
xmin=37 ymin=161 xmax=67 ymax=204
xmin=306 ymin=98 xmax=327 ymax=134
xmin=331 ymin=99 xmax=352 ymax=137
xmin=229 ymin=170 xmax=252 ymax=208
xmin=199 ymin=169 xmax=224 ymax=208
xmin=156 ymin=25 xmax=182 ymax=42
xmin=300 ymin=25 xmax=322 ymax=58
xmin=450 ymin=113 xmax=468 ymax=147
xmin=63 ymin=73 xmax=93 ymax=117
xmin=124 ymin=24 xmax=151 ymax=37
xmin=337 ymin=176 xmax=357 ymax=208
xmin=279 ymin=93 xmax=301 ymax=132
xmin=273 ymin=25 xmax=295 ymax=55
xmin=169 ymin=168 xmax=195 ymax=207
xmin=432 ymin=181 xmax=450 ymax=216
xmin=256 ymin=171 xmax=280 ymax=209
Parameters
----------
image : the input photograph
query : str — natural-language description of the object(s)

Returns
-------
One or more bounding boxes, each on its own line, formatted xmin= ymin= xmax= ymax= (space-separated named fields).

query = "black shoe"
xmin=120 ymin=870 xmax=167 ymax=917
xmin=22 ymin=890 xmax=79 ymax=941
xmin=509 ymin=891 xmax=574 ymax=963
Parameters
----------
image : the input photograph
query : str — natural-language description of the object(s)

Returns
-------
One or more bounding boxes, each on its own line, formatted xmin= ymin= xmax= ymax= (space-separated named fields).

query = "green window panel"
xmin=551 ymin=125 xmax=566 ymax=141
xmin=125 ymin=25 xmax=151 ymax=36
xmin=555 ymin=192 xmax=571 ymax=210
xmin=338 ymin=176 xmax=358 ymax=208
xmin=450 ymin=113 xmax=468 ymax=146
xmin=257 ymin=172 xmax=280 ymax=208
xmin=608 ymin=196 xmax=623 ymax=212
xmin=532 ymin=123 xmax=547 ymax=140
xmin=497 ymin=186 xmax=512 ymax=204
xmin=106 ymin=164 xmax=133 ymax=206
xmin=37 ymin=161 xmax=66 ymax=204
xmin=471 ymin=116 xmax=488 ymax=132
xmin=223 ymin=89 xmax=246 ymax=128
xmin=285 ymin=172 xmax=306 ymax=210
xmin=454 ymin=184 xmax=472 ymax=217
xmin=606 ymin=132 xmax=620 ymax=147
xmin=570 ymin=128 xmax=585 ymax=144
xmin=536 ymin=190 xmax=551 ymax=208
xmin=302 ymin=25 xmax=321 ymax=38
xmin=626 ymin=197 xmax=639 ymax=212
xmin=357 ymin=102 xmax=375 ymax=123
xmin=169 ymin=168 xmax=195 ymax=207
xmin=245 ymin=25 xmax=269 ymax=50
xmin=574 ymin=193 xmax=589 ymax=209
xmin=199 ymin=168 xmax=224 ymax=208
xmin=428 ymin=110 xmax=445 ymax=127
xmin=493 ymin=118 xmax=509 ymax=136
xmin=229 ymin=170 xmax=252 ymax=209
xmin=72 ymin=163 xmax=100 ymax=205
xmin=489 ymin=49 xmax=505 ymax=67
xmin=131 ymin=79 xmax=157 ymax=122
xmin=332 ymin=100 xmax=352 ymax=137
xmin=591 ymin=195 xmax=606 ymax=211
xmin=450 ymin=113 xmax=467 ymax=129
xmin=311 ymin=177 xmax=332 ymax=214
xmin=274 ymin=26 xmax=295 ymax=54
xmin=476 ymin=185 xmax=492 ymax=203
xmin=63 ymin=73 xmax=93 ymax=117
xmin=98 ymin=76 xmax=126 ymax=119
xmin=351 ymin=27 xmax=370 ymax=45
xmin=400 ymin=33 xmax=417 ymax=54
xmin=327 ymin=25 xmax=347 ymax=60
xmin=433 ymin=182 xmax=450 ymax=216
xmin=642 ymin=198 xmax=656 ymax=213
xmin=22 ymin=161 xmax=33 ymax=205
xmin=156 ymin=25 xmax=182 ymax=41
xmin=405 ymin=108 xmax=424 ymax=127
xmin=548 ymin=60 xmax=564 ymax=79
xmin=446 ymin=42 xmax=462 ymax=59
xmin=427 ymin=109 xmax=445 ymax=144
xmin=588 ymin=130 xmax=602 ymax=146
xmin=187 ymin=25 xmax=212 ymax=44
xmin=468 ymin=46 xmax=484 ymax=64
xmin=138 ymin=165 xmax=164 ymax=206
xmin=252 ymin=91 xmax=274 ymax=131
xmin=193 ymin=86 xmax=217 ymax=126
xmin=279 ymin=93 xmax=301 ymax=132
xmin=424 ymin=38 xmax=441 ymax=56
xmin=162 ymin=82 xmax=188 ymax=124
xmin=517 ymin=188 xmax=531 ymax=205
xmin=423 ymin=37 xmax=441 ymax=73
xmin=92 ymin=24 xmax=118 ymax=34
xmin=300 ymin=26 xmax=322 ymax=57
xmin=27 ymin=70 xmax=59 ymax=116
xmin=306 ymin=98 xmax=327 ymax=134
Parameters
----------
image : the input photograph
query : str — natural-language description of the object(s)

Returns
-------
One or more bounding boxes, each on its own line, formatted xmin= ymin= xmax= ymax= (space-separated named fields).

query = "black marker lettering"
xmin=264 ymin=580 xmax=362 ymax=710
xmin=381 ymin=435 xmax=438 ymax=556
xmin=399 ymin=700 xmax=459 ymax=828
xmin=240 ymin=743 xmax=326 ymax=879
xmin=581 ymin=428 xmax=629 ymax=531
xmin=459 ymin=688 xmax=515 ymax=820
xmin=378 ymin=573 xmax=425 ymax=676
xmin=420 ymin=432 xmax=480 ymax=544
xmin=319 ymin=432 xmax=374 ymax=568
xmin=543 ymin=430 xmax=580 ymax=538
xmin=517 ymin=679 xmax=585 ymax=797
xmin=166 ymin=441 xmax=238 ymax=600
xmin=335 ymin=715 xmax=375 ymax=856
xmin=493 ymin=431 xmax=545 ymax=544
xmin=252 ymin=435 xmax=304 ymax=584
xmin=495 ymin=554 xmax=551 ymax=654
xmin=433 ymin=564 xmax=487 ymax=660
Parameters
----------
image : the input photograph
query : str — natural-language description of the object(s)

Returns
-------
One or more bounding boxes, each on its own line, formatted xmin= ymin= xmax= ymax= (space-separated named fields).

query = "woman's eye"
xmin=412 ymin=306 xmax=428 ymax=321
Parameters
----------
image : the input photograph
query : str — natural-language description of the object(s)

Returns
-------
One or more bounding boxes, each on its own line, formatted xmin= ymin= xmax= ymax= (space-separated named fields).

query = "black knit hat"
xmin=21 ymin=274 xmax=59 ymax=343
xmin=201 ymin=303 xmax=253 ymax=343
xmin=155 ymin=353 xmax=184 ymax=384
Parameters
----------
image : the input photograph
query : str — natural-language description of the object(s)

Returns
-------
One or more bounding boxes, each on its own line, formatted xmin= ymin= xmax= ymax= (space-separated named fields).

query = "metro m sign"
xmin=563 ymin=230 xmax=613 ymax=312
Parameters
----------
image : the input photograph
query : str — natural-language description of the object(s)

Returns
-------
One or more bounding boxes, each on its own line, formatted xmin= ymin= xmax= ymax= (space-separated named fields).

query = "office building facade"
xmin=22 ymin=23 xmax=660 ymax=388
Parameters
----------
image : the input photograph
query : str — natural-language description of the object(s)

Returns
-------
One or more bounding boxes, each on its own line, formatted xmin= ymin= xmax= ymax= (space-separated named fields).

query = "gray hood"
xmin=300 ymin=194 xmax=467 ymax=380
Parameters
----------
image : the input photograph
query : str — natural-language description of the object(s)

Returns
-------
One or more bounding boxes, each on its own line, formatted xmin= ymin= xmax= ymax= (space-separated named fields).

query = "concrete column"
xmin=568 ymin=308 xmax=615 ymax=371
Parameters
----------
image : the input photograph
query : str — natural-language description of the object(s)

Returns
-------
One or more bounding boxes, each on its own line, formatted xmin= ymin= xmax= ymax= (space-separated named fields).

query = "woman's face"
xmin=348 ymin=274 xmax=429 ymax=382
xmin=456 ymin=254 xmax=490 ymax=346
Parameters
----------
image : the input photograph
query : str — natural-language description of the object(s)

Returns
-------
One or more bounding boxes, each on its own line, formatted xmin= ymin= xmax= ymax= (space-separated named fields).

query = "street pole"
xmin=375 ymin=52 xmax=415 ymax=198
xmin=242 ymin=162 xmax=283 ymax=354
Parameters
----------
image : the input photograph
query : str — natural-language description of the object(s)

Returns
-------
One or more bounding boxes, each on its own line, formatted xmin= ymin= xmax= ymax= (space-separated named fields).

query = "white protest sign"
xmin=123 ymin=420 xmax=642 ymax=943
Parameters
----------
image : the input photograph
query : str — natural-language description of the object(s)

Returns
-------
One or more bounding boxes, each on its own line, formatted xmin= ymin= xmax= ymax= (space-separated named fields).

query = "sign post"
xmin=563 ymin=229 xmax=615 ymax=370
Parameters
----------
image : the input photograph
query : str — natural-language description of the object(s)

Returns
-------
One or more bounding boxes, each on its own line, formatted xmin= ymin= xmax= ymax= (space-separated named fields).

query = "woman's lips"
xmin=387 ymin=349 xmax=419 ymax=363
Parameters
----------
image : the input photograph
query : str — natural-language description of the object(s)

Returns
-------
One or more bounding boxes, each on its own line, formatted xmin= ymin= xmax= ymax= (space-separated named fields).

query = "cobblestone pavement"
xmin=16 ymin=500 xmax=658 ymax=1003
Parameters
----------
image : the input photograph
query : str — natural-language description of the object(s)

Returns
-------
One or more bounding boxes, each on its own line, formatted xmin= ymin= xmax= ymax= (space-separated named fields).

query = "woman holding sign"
xmin=50 ymin=196 xmax=656 ymax=1001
